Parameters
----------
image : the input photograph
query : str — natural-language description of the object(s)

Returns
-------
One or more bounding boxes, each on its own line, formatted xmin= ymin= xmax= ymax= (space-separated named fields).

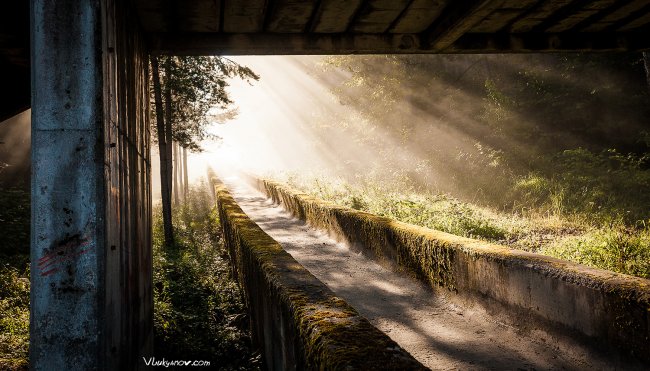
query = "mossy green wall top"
xmin=214 ymin=179 xmax=425 ymax=370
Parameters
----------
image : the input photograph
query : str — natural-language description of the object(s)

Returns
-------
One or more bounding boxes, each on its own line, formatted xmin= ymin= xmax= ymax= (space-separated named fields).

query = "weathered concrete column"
xmin=31 ymin=0 xmax=105 ymax=369
xmin=31 ymin=0 xmax=153 ymax=369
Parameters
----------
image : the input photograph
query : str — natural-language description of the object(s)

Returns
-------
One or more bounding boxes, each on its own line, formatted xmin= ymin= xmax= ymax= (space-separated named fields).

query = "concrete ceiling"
xmin=139 ymin=0 xmax=650 ymax=55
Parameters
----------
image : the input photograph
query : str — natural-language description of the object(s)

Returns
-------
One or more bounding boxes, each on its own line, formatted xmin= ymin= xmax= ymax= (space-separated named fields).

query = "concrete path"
xmin=223 ymin=178 xmax=624 ymax=370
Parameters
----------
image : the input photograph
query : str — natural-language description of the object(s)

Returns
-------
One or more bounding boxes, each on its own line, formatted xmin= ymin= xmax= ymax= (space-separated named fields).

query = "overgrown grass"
xmin=280 ymin=175 xmax=650 ymax=279
xmin=0 ymin=186 xmax=30 ymax=370
xmin=0 ymin=264 xmax=29 ymax=371
xmin=542 ymin=226 xmax=650 ymax=278
xmin=153 ymin=180 xmax=259 ymax=369
xmin=510 ymin=148 xmax=650 ymax=225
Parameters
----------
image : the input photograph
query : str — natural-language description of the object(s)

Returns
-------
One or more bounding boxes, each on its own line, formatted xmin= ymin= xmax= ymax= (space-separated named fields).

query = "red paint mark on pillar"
xmin=38 ymin=233 xmax=93 ymax=277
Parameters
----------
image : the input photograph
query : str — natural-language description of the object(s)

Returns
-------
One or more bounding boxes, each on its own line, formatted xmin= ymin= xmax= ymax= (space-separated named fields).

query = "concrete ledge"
xmin=213 ymin=179 xmax=425 ymax=370
xmin=257 ymin=179 xmax=650 ymax=364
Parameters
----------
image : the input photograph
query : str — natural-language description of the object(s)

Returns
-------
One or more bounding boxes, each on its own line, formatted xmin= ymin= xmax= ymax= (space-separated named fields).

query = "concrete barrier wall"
xmin=257 ymin=179 xmax=650 ymax=364
xmin=214 ymin=180 xmax=425 ymax=370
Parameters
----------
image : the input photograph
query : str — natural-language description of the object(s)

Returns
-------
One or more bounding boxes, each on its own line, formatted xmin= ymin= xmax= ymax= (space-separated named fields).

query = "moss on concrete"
xmin=213 ymin=178 xmax=425 ymax=370
xmin=258 ymin=178 xmax=650 ymax=364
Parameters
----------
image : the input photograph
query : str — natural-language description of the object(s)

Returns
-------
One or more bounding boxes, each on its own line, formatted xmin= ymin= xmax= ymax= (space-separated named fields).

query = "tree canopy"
xmin=150 ymin=55 xmax=258 ymax=247
xmin=152 ymin=56 xmax=259 ymax=152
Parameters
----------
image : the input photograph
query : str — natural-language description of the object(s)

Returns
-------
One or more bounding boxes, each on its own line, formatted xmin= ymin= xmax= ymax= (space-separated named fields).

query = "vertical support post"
xmin=31 ymin=0 xmax=105 ymax=369
xmin=31 ymin=0 xmax=152 ymax=369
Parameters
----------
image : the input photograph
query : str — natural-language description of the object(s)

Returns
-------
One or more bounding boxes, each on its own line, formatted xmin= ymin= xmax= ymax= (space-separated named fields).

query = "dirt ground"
xmin=224 ymin=178 xmax=637 ymax=370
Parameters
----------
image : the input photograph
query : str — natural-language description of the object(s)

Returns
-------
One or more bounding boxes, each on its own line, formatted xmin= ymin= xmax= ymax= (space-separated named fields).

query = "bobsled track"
xmin=214 ymin=175 xmax=649 ymax=370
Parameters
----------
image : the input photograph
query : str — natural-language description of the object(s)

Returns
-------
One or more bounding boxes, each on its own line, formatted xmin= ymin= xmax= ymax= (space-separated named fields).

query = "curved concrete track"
xmin=223 ymin=178 xmax=633 ymax=370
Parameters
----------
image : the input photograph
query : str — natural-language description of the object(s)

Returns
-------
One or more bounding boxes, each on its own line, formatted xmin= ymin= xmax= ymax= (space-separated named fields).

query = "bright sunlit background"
xmin=152 ymin=56 xmax=356 ymax=197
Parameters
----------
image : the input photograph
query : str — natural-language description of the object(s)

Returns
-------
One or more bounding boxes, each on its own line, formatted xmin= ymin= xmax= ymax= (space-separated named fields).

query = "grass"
xmin=0 ymin=264 xmax=30 ymax=371
xmin=279 ymin=174 xmax=650 ymax=279
xmin=0 ymin=186 xmax=30 ymax=371
xmin=153 ymin=180 xmax=260 ymax=369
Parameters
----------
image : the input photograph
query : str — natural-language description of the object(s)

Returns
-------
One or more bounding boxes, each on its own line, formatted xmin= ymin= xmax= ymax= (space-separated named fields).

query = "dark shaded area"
xmin=139 ymin=0 xmax=650 ymax=54
xmin=0 ymin=1 xmax=30 ymax=122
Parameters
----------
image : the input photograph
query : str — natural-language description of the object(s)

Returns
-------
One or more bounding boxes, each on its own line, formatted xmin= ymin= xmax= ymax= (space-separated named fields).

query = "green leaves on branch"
xmin=150 ymin=56 xmax=259 ymax=152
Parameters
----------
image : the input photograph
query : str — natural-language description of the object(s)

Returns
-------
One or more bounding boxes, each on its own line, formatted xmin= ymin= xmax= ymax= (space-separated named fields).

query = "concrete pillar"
xmin=31 ymin=0 xmax=107 ymax=369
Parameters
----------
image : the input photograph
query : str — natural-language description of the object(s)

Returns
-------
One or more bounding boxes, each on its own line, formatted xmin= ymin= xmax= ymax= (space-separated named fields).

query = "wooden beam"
xmin=310 ymin=0 xmax=364 ymax=33
xmin=509 ymin=0 xmax=575 ymax=32
xmin=470 ymin=0 xmax=539 ymax=32
xmin=177 ymin=0 xmax=220 ymax=32
xmin=351 ymin=0 xmax=413 ymax=33
xmin=582 ymin=0 xmax=648 ymax=31
xmin=266 ymin=0 xmax=319 ymax=33
xmin=390 ymin=0 xmax=448 ymax=33
xmin=135 ymin=0 xmax=169 ymax=32
xmin=448 ymin=31 xmax=650 ymax=52
xmin=424 ymin=0 xmax=506 ymax=51
xmin=545 ymin=0 xmax=618 ymax=32
xmin=149 ymin=32 xmax=424 ymax=55
xmin=223 ymin=0 xmax=266 ymax=32
xmin=617 ymin=4 xmax=650 ymax=30
xmin=470 ymin=9 xmax=523 ymax=32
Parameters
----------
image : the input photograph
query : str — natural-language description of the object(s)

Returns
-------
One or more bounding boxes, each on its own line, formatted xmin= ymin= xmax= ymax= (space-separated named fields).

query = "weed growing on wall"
xmin=153 ymin=180 xmax=260 ymax=369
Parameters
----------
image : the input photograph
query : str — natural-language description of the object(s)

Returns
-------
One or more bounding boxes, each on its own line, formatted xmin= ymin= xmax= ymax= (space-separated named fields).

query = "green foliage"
xmin=153 ymin=181 xmax=259 ymax=369
xmin=152 ymin=56 xmax=259 ymax=152
xmin=512 ymin=148 xmax=650 ymax=224
xmin=282 ymin=175 xmax=650 ymax=279
xmin=0 ymin=264 xmax=30 ymax=370
xmin=543 ymin=225 xmax=650 ymax=278
xmin=288 ymin=176 xmax=509 ymax=242
xmin=312 ymin=54 xmax=650 ymax=216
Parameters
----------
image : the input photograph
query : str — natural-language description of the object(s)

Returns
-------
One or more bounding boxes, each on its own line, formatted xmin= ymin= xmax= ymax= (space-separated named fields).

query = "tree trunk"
xmin=150 ymin=56 xmax=174 ymax=248
xmin=178 ymin=143 xmax=185 ymax=201
xmin=173 ymin=141 xmax=179 ymax=206
xmin=164 ymin=57 xmax=174 ymax=220
xmin=183 ymin=146 xmax=189 ymax=203
xmin=643 ymin=52 xmax=650 ymax=95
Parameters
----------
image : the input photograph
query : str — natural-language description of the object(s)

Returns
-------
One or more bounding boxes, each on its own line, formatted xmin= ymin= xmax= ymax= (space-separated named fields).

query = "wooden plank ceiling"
xmin=138 ymin=0 xmax=650 ymax=55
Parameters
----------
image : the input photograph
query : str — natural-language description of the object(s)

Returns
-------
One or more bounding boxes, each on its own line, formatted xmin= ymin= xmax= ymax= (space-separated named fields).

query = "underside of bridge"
xmin=2 ymin=0 xmax=648 ymax=369
xmin=140 ymin=0 xmax=650 ymax=54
